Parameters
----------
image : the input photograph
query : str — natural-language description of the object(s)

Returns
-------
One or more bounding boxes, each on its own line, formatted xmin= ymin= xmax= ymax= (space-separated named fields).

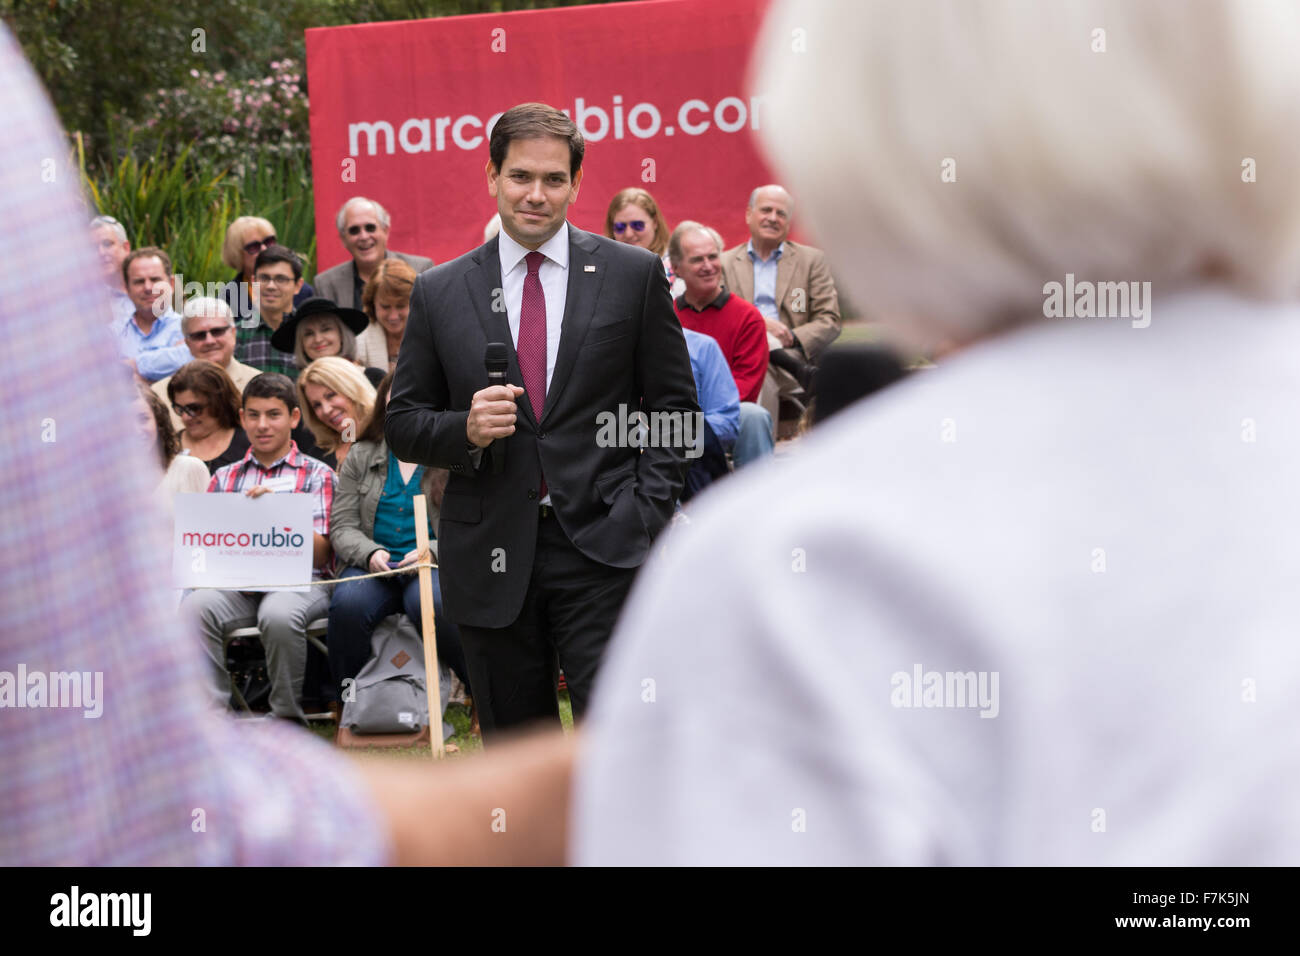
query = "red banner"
xmin=305 ymin=0 xmax=776 ymax=272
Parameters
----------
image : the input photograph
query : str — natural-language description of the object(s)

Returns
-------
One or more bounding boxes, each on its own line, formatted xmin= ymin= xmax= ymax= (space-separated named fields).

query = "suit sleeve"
xmin=632 ymin=254 xmax=700 ymax=535
xmin=384 ymin=275 xmax=475 ymax=474
xmin=791 ymin=248 xmax=842 ymax=360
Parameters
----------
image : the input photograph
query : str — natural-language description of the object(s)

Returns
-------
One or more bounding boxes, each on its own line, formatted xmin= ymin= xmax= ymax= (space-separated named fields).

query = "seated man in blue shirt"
xmin=113 ymin=246 xmax=184 ymax=382
xmin=680 ymin=326 xmax=740 ymax=503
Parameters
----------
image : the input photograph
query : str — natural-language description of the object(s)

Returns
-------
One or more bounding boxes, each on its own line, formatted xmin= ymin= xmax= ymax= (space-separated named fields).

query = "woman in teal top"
xmin=327 ymin=373 xmax=471 ymax=707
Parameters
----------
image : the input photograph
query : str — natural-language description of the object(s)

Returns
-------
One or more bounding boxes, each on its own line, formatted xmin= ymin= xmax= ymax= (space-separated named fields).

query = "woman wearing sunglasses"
xmin=166 ymin=360 xmax=249 ymax=473
xmin=219 ymin=216 xmax=315 ymax=326
xmin=604 ymin=188 xmax=680 ymax=295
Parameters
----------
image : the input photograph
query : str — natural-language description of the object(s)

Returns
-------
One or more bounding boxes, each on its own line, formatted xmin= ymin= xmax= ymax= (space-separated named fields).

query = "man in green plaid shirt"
xmin=234 ymin=245 xmax=306 ymax=379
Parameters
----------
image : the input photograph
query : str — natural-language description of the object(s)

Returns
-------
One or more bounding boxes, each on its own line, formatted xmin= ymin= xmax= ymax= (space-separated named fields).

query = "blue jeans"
xmin=326 ymin=565 xmax=470 ymax=701
xmin=733 ymin=401 xmax=775 ymax=468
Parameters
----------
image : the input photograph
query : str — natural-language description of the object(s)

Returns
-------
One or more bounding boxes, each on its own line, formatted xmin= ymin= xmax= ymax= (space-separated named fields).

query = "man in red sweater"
xmin=671 ymin=222 xmax=774 ymax=465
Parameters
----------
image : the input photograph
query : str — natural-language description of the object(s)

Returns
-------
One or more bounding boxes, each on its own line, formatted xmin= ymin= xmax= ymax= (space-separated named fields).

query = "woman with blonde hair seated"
xmin=604 ymin=187 xmax=679 ymax=293
xmin=219 ymin=215 xmax=314 ymax=324
xmin=296 ymin=355 xmax=377 ymax=470
xmin=357 ymin=258 xmax=418 ymax=373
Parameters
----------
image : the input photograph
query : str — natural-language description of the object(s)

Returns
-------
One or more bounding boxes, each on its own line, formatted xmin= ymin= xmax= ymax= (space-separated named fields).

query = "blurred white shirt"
xmin=574 ymin=286 xmax=1300 ymax=864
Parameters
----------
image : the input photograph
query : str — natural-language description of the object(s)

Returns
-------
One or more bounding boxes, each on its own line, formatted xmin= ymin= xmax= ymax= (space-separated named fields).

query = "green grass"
xmin=310 ymin=690 xmax=573 ymax=759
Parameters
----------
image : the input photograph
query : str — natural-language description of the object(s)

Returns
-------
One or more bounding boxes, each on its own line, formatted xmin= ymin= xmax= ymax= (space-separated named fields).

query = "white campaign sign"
xmin=173 ymin=493 xmax=316 ymax=592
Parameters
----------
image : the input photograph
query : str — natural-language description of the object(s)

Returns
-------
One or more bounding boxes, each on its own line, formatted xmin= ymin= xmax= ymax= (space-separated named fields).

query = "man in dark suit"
xmin=313 ymin=196 xmax=434 ymax=311
xmin=386 ymin=102 xmax=699 ymax=741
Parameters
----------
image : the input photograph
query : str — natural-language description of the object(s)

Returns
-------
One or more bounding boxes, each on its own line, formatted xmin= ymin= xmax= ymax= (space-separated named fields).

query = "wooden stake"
xmin=413 ymin=494 xmax=444 ymax=759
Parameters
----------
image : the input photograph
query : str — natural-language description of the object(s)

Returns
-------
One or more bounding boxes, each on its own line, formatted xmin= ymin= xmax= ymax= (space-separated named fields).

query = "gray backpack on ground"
xmin=340 ymin=614 xmax=453 ymax=740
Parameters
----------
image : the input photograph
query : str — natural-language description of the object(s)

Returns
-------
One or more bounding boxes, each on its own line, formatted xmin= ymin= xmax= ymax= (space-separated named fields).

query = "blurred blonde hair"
xmin=296 ymin=356 xmax=376 ymax=453
xmin=754 ymin=0 xmax=1300 ymax=345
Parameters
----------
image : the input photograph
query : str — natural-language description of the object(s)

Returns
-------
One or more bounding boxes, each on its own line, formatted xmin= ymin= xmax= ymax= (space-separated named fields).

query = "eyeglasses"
xmin=612 ymin=220 xmax=648 ymax=234
xmin=254 ymin=274 xmax=296 ymax=286
xmin=243 ymin=235 xmax=276 ymax=255
xmin=347 ymin=223 xmax=380 ymax=236
xmin=186 ymin=325 xmax=233 ymax=342
xmin=171 ymin=402 xmax=207 ymax=419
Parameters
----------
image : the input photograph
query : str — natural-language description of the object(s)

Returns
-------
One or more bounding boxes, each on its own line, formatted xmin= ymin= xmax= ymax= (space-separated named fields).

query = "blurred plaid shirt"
xmin=0 ymin=26 xmax=388 ymax=865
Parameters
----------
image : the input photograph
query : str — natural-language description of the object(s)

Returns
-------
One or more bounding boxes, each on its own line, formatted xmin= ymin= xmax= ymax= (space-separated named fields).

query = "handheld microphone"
xmin=484 ymin=342 xmax=509 ymax=474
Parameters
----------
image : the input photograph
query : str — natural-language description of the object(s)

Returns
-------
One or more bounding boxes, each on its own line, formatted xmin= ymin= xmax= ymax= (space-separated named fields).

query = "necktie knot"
xmin=526 ymin=250 xmax=545 ymax=276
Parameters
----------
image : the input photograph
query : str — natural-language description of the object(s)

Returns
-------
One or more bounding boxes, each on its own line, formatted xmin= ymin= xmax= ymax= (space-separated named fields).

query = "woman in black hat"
xmin=271 ymin=297 xmax=386 ymax=387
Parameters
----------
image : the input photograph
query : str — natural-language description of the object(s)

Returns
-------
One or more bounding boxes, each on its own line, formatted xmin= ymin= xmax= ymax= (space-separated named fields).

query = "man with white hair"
xmin=719 ymin=184 xmax=841 ymax=430
xmin=313 ymin=197 xmax=434 ymax=311
xmin=577 ymin=0 xmax=1300 ymax=865
xmin=89 ymin=215 xmax=133 ymax=326
xmin=151 ymin=297 xmax=259 ymax=430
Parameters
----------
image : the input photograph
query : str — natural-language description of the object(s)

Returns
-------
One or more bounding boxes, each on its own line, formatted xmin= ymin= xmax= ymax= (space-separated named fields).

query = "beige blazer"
xmin=313 ymin=250 xmax=435 ymax=311
xmin=719 ymin=239 xmax=842 ymax=360
xmin=355 ymin=321 xmax=394 ymax=371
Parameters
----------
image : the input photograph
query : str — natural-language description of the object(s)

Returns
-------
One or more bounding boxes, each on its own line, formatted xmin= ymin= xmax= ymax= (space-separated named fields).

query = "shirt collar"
xmin=746 ymin=238 xmax=784 ymax=264
xmin=238 ymin=439 xmax=300 ymax=474
xmin=675 ymin=289 xmax=731 ymax=312
xmin=499 ymin=220 xmax=570 ymax=276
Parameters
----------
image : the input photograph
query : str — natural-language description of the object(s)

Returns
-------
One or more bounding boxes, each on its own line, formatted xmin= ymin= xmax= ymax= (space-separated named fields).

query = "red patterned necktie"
xmin=518 ymin=250 xmax=548 ymax=497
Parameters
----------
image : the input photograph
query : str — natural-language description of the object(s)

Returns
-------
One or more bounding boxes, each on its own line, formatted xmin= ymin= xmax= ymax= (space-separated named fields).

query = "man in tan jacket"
xmin=719 ymin=185 xmax=841 ymax=428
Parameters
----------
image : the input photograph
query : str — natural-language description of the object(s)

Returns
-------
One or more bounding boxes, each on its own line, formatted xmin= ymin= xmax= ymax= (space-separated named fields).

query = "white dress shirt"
xmin=497 ymin=221 xmax=570 ymax=394
xmin=575 ymin=286 xmax=1300 ymax=865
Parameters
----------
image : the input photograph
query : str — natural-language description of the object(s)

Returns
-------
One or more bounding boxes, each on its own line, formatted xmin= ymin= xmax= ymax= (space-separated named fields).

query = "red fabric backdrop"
xmin=305 ymin=0 xmax=777 ymax=272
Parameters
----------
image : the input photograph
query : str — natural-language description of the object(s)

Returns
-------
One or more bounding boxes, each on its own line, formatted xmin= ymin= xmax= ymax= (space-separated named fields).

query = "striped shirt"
xmin=209 ymin=441 xmax=336 ymax=580
xmin=0 ymin=32 xmax=387 ymax=863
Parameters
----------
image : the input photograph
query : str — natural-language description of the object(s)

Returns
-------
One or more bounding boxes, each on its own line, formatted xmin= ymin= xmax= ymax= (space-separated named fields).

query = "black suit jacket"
xmin=385 ymin=226 xmax=699 ymax=628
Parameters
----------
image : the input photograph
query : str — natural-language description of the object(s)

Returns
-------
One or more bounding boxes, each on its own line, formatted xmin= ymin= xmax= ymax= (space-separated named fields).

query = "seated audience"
xmin=670 ymin=221 xmax=774 ymax=468
xmin=679 ymin=328 xmax=740 ymax=503
xmin=134 ymin=380 xmax=208 ymax=516
xmin=314 ymin=197 xmax=434 ymax=311
xmin=718 ymin=184 xmax=842 ymax=427
xmin=327 ymin=372 xmax=472 ymax=731
xmin=296 ymin=355 xmax=378 ymax=470
xmin=113 ymin=246 xmax=184 ymax=381
xmin=169 ymin=359 xmax=328 ymax=472
xmin=274 ymin=297 xmax=385 ymax=387
xmin=151 ymin=298 xmax=259 ymax=430
xmin=356 ymin=259 xmax=417 ymax=373
xmin=90 ymin=214 xmax=134 ymax=326
xmin=220 ymin=216 xmax=315 ymax=329
xmin=236 ymin=244 xmax=307 ymax=378
xmin=179 ymin=373 xmax=336 ymax=723
xmin=604 ymin=187 xmax=680 ymax=295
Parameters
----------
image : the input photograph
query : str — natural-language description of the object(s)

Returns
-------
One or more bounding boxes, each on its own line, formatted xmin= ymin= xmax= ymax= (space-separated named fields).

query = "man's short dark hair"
xmin=243 ymin=372 xmax=298 ymax=413
xmin=122 ymin=246 xmax=172 ymax=287
xmin=253 ymin=244 xmax=303 ymax=281
xmin=489 ymin=102 xmax=584 ymax=179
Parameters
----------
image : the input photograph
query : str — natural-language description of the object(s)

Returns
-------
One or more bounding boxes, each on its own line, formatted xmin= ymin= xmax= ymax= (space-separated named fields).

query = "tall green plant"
xmin=79 ymin=133 xmax=316 ymax=287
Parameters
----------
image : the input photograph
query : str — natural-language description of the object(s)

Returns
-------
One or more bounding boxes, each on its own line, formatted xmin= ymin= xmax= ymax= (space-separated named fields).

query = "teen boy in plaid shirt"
xmin=180 ymin=372 xmax=337 ymax=723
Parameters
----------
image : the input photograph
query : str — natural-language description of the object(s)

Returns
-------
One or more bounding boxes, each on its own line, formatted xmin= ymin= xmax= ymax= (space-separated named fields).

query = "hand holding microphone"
xmin=468 ymin=343 xmax=525 ymax=472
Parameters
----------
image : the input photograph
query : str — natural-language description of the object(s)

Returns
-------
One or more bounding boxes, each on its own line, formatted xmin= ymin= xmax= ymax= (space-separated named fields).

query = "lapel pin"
xmin=584 ymin=265 xmax=596 ymax=272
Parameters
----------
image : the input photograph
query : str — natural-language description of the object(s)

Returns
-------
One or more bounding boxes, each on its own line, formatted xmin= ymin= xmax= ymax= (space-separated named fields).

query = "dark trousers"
xmin=326 ymin=565 xmax=471 ymax=700
xmin=457 ymin=509 xmax=636 ymax=742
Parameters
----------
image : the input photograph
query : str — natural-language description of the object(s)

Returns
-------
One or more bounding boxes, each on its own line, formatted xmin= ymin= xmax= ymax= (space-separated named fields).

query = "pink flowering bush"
xmin=120 ymin=59 xmax=310 ymax=179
